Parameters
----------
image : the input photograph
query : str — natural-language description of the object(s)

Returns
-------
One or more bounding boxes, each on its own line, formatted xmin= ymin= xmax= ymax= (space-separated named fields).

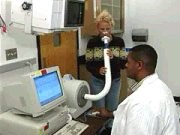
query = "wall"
xmin=0 ymin=0 xmax=38 ymax=113
xmin=124 ymin=0 xmax=180 ymax=96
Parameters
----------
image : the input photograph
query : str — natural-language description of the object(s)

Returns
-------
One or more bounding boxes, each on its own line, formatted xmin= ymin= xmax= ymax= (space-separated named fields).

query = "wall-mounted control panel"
xmin=5 ymin=48 xmax=18 ymax=60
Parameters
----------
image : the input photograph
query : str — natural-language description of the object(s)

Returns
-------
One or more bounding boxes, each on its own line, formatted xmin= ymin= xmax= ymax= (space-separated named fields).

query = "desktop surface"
xmin=76 ymin=114 xmax=109 ymax=135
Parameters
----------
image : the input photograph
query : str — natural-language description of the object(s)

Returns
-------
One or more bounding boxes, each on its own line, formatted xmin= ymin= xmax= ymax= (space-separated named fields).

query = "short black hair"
xmin=130 ymin=44 xmax=158 ymax=73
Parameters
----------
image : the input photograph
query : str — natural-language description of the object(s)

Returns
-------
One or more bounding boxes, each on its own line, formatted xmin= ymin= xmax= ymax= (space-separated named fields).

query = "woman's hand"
xmin=106 ymin=49 xmax=113 ymax=59
xmin=99 ymin=67 xmax=107 ymax=75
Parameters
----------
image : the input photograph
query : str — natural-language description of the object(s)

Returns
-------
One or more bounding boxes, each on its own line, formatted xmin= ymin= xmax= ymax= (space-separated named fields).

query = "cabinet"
xmin=38 ymin=31 xmax=78 ymax=78
xmin=81 ymin=0 xmax=124 ymax=35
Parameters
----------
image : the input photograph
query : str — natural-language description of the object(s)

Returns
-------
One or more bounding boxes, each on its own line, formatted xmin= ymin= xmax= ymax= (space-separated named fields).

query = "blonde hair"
xmin=96 ymin=10 xmax=115 ymax=27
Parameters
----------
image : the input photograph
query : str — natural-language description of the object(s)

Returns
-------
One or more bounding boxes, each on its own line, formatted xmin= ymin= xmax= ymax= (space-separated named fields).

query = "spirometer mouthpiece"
xmin=101 ymin=36 xmax=110 ymax=45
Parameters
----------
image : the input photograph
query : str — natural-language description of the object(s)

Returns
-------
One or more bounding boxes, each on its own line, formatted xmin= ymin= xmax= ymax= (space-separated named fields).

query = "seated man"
xmin=111 ymin=44 xmax=179 ymax=135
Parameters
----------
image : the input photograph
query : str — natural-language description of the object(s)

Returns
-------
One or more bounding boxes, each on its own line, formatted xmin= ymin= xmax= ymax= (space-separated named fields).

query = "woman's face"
xmin=97 ymin=21 xmax=112 ymax=37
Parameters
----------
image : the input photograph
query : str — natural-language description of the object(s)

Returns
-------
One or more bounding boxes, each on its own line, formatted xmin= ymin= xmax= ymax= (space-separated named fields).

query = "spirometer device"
xmin=63 ymin=79 xmax=92 ymax=118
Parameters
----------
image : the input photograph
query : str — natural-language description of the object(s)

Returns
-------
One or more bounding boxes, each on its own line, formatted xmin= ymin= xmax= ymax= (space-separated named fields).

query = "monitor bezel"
xmin=22 ymin=66 xmax=66 ymax=117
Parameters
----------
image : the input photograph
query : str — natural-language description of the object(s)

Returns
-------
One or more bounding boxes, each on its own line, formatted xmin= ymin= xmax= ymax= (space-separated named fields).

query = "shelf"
xmin=0 ymin=57 xmax=36 ymax=73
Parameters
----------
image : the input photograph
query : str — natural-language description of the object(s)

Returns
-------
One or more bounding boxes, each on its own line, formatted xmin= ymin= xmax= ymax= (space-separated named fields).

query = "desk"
xmin=76 ymin=115 xmax=109 ymax=135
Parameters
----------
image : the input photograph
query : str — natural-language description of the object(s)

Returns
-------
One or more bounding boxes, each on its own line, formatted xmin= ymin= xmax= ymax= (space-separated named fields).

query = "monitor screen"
xmin=3 ymin=66 xmax=66 ymax=117
xmin=34 ymin=71 xmax=63 ymax=106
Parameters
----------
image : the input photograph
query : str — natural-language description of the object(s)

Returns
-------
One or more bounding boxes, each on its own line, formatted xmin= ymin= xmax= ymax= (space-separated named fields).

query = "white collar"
xmin=130 ymin=73 xmax=158 ymax=92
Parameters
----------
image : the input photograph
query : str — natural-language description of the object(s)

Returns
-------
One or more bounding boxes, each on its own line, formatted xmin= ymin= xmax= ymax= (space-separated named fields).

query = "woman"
xmin=85 ymin=10 xmax=126 ymax=117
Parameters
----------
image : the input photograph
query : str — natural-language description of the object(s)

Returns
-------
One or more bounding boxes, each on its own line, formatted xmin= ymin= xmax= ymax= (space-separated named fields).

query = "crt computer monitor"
xmin=3 ymin=66 xmax=66 ymax=117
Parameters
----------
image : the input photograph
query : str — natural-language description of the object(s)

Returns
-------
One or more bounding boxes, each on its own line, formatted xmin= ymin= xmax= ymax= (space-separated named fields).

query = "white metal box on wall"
xmin=11 ymin=0 xmax=85 ymax=33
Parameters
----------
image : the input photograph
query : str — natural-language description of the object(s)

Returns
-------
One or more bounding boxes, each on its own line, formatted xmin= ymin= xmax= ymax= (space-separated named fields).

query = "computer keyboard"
xmin=54 ymin=120 xmax=89 ymax=135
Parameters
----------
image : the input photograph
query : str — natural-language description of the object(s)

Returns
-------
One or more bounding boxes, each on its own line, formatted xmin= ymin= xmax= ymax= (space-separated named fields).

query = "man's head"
xmin=96 ymin=10 xmax=114 ymax=37
xmin=126 ymin=44 xmax=158 ymax=82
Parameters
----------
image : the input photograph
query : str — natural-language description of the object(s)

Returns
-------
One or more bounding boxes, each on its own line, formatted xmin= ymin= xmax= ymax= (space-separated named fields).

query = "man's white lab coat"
xmin=111 ymin=73 xmax=179 ymax=135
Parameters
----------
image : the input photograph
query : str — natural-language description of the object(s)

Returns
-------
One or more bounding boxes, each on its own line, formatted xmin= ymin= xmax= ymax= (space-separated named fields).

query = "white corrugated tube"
xmin=84 ymin=36 xmax=112 ymax=101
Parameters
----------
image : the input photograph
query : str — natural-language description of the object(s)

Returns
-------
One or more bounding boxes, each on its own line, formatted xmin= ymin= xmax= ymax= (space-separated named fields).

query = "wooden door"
xmin=39 ymin=31 xmax=78 ymax=78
